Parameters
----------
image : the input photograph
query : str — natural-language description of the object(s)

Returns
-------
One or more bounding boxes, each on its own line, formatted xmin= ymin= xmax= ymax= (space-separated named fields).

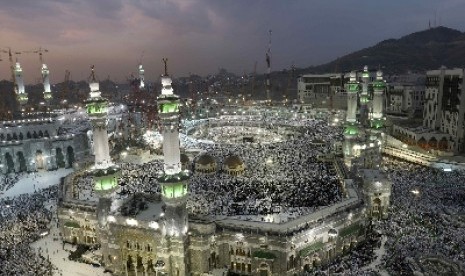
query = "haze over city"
xmin=2 ymin=0 xmax=465 ymax=83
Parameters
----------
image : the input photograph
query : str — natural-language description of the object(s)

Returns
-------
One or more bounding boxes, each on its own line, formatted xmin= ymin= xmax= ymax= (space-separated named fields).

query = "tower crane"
xmin=250 ymin=61 xmax=257 ymax=100
xmin=0 ymin=48 xmax=17 ymax=86
xmin=284 ymin=63 xmax=295 ymax=105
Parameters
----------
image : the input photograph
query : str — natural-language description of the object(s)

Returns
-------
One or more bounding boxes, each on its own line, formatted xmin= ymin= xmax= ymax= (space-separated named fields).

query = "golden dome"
xmin=223 ymin=155 xmax=244 ymax=169
xmin=196 ymin=153 xmax=216 ymax=166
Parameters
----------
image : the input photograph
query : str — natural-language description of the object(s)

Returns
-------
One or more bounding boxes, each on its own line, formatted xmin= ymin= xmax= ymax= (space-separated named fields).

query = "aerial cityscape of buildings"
xmin=1 ymin=4 xmax=465 ymax=275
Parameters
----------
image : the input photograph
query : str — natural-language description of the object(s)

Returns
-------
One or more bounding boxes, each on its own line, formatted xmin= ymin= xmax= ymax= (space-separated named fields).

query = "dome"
xmin=195 ymin=153 xmax=217 ymax=174
xmin=223 ymin=155 xmax=244 ymax=169
xmin=328 ymin=228 xmax=338 ymax=237
xmin=196 ymin=153 xmax=216 ymax=166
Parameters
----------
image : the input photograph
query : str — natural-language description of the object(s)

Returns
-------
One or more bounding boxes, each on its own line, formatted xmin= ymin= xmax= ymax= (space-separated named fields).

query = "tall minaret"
xmin=85 ymin=66 xmax=120 ymax=236
xmin=157 ymin=58 xmax=189 ymax=276
xmin=138 ymin=63 xmax=145 ymax=90
xmin=86 ymin=66 xmax=111 ymax=169
xmin=42 ymin=64 xmax=52 ymax=103
xmin=14 ymin=61 xmax=28 ymax=105
xmin=371 ymin=69 xmax=385 ymax=129
xmin=346 ymin=71 xmax=359 ymax=123
xmin=359 ymin=65 xmax=371 ymax=126
xmin=344 ymin=71 xmax=361 ymax=169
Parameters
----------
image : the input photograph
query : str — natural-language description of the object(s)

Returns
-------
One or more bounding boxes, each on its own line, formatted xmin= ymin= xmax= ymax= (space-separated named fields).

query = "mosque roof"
xmin=223 ymin=155 xmax=244 ymax=169
xmin=196 ymin=153 xmax=216 ymax=166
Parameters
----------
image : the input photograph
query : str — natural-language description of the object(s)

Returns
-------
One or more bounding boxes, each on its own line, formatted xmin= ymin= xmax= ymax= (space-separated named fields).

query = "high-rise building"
xmin=423 ymin=67 xmax=465 ymax=153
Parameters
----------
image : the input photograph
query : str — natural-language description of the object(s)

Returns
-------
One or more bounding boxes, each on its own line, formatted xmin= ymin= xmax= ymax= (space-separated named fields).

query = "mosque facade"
xmin=58 ymin=65 xmax=391 ymax=276
xmin=0 ymin=61 xmax=88 ymax=174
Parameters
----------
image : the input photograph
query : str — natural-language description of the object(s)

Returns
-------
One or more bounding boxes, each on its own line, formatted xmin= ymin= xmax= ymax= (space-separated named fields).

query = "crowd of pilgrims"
xmin=3 ymin=110 xmax=465 ymax=275
xmin=185 ymin=118 xmax=344 ymax=219
xmin=0 ymin=173 xmax=21 ymax=193
xmin=308 ymin=156 xmax=465 ymax=275
xmin=61 ymin=115 xmax=345 ymax=218
xmin=376 ymin=157 xmax=465 ymax=275
xmin=0 ymin=186 xmax=57 ymax=275
xmin=72 ymin=117 xmax=345 ymax=220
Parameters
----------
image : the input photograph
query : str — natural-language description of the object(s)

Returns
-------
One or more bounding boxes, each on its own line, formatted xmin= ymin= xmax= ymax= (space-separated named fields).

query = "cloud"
xmin=130 ymin=0 xmax=215 ymax=35
xmin=1 ymin=0 xmax=465 ymax=83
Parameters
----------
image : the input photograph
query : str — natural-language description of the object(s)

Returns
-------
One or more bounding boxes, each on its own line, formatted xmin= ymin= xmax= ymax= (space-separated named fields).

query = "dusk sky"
xmin=1 ymin=0 xmax=465 ymax=84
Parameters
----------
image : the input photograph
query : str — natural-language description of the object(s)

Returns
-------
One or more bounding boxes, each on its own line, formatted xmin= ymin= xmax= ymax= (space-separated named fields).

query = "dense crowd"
xmin=377 ymin=157 xmax=465 ymax=275
xmin=186 ymin=118 xmax=344 ymax=220
xmin=0 ymin=173 xmax=21 ymax=193
xmin=0 ymin=186 xmax=57 ymax=275
xmin=308 ymin=157 xmax=465 ymax=275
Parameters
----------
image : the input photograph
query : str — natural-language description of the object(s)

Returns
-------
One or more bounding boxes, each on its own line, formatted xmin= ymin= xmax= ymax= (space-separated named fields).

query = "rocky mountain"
xmin=304 ymin=26 xmax=465 ymax=74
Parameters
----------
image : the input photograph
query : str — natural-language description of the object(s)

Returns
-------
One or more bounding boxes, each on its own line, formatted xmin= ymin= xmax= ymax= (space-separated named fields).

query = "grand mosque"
xmin=0 ymin=58 xmax=87 ymax=174
xmin=57 ymin=62 xmax=391 ymax=276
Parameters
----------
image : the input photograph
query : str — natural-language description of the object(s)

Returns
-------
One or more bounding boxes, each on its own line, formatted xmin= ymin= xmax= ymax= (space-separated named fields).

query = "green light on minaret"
xmin=373 ymin=81 xmax=385 ymax=90
xmin=162 ymin=182 xmax=187 ymax=199
xmin=371 ymin=119 xmax=384 ymax=129
xmin=348 ymin=83 xmax=360 ymax=92
xmin=93 ymin=167 xmax=121 ymax=192
xmin=344 ymin=125 xmax=359 ymax=136
xmin=159 ymin=102 xmax=179 ymax=114
xmin=86 ymin=100 xmax=108 ymax=116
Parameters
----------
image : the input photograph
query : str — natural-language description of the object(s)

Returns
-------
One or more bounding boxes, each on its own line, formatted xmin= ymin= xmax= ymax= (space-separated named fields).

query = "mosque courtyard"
xmin=0 ymin=108 xmax=464 ymax=275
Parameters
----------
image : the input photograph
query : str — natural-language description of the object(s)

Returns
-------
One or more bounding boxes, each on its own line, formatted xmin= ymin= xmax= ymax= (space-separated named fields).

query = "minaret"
xmin=359 ymin=65 xmax=371 ymax=126
xmin=157 ymin=58 xmax=189 ymax=276
xmin=86 ymin=66 xmax=111 ymax=169
xmin=41 ymin=64 xmax=52 ymax=103
xmin=85 ymin=66 xmax=120 ymax=229
xmin=138 ymin=63 xmax=145 ymax=90
xmin=370 ymin=70 xmax=385 ymax=129
xmin=344 ymin=71 xmax=361 ymax=169
xmin=14 ymin=61 xmax=28 ymax=105
xmin=346 ymin=71 xmax=359 ymax=123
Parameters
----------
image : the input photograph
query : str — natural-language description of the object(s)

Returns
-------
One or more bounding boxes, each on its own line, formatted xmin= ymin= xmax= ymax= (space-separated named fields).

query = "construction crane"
xmin=250 ymin=61 xmax=257 ymax=100
xmin=0 ymin=48 xmax=17 ymax=86
xmin=284 ymin=63 xmax=295 ymax=105
xmin=61 ymin=69 xmax=70 ymax=107
xmin=32 ymin=47 xmax=49 ymax=64
xmin=265 ymin=29 xmax=272 ymax=104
